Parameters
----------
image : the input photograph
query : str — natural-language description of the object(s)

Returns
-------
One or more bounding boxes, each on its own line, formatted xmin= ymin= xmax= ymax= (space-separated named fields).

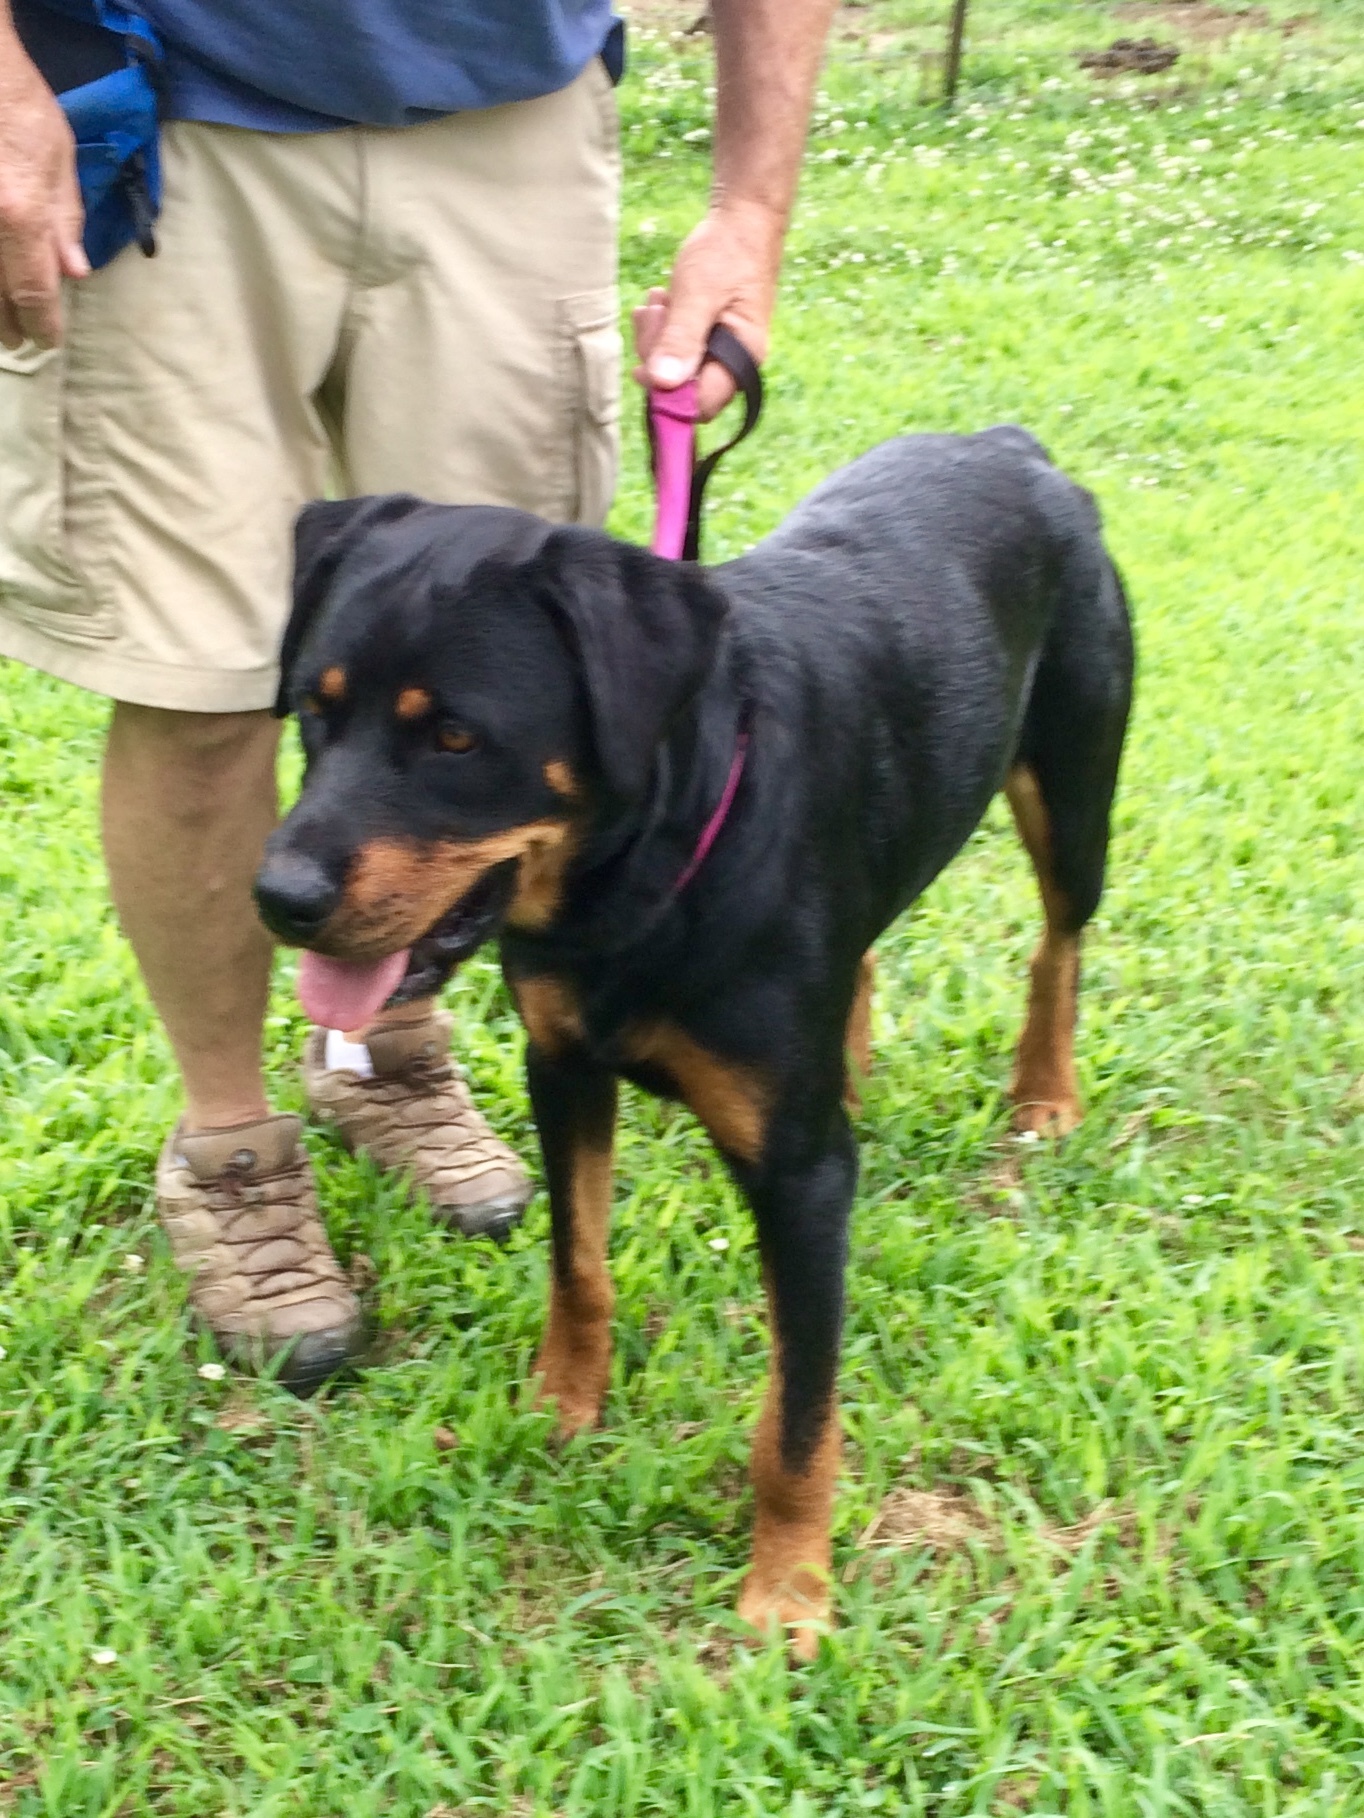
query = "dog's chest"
xmin=509 ymin=968 xmax=768 ymax=1163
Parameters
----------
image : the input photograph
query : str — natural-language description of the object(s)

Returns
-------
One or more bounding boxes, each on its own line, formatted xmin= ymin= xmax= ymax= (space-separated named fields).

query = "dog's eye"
xmin=437 ymin=726 xmax=479 ymax=755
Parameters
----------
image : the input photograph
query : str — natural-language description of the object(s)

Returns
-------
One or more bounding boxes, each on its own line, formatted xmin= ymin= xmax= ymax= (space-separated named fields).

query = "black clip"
xmin=120 ymin=150 xmax=157 ymax=258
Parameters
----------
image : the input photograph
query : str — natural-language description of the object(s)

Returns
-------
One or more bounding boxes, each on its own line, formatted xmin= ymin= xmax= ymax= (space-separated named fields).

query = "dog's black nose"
xmin=254 ymin=852 xmax=342 ymax=942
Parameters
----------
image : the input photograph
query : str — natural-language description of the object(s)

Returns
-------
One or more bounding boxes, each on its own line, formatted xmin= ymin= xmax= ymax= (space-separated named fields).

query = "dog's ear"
xmin=529 ymin=528 xmax=729 ymax=800
xmin=275 ymin=495 xmax=428 ymax=717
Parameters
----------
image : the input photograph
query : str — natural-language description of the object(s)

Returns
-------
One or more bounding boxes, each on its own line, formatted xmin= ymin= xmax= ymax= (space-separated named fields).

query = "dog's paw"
xmin=1009 ymin=1090 xmax=1083 ymax=1138
xmin=737 ymin=1568 xmax=832 ymax=1663
xmin=531 ymin=1353 xmax=606 ymax=1439
xmin=533 ymin=1385 xmax=602 ymax=1439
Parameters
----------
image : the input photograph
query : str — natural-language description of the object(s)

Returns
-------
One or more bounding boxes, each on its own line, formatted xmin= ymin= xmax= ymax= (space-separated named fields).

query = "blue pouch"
xmin=13 ymin=0 xmax=163 ymax=269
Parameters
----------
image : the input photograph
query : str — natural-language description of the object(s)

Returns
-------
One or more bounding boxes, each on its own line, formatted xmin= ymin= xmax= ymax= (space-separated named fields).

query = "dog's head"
xmin=254 ymin=495 xmax=727 ymax=1028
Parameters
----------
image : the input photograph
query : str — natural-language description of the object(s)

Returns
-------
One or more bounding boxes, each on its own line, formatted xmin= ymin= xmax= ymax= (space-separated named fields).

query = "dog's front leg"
xmin=735 ymin=1113 xmax=856 ymax=1660
xmin=526 ymin=1045 xmax=619 ymax=1437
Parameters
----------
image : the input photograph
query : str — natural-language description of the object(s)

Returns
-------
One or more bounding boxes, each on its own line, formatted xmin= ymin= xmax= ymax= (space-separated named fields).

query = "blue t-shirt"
xmin=59 ymin=2 xmax=623 ymax=131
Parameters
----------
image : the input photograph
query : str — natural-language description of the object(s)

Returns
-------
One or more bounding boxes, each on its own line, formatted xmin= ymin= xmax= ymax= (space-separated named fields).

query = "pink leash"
xmin=646 ymin=328 xmax=763 ymax=898
xmin=648 ymin=377 xmax=701 ymax=562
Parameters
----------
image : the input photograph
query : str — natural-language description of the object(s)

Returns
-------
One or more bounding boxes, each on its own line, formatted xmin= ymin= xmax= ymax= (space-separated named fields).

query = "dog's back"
xmin=716 ymin=427 xmax=1130 ymax=927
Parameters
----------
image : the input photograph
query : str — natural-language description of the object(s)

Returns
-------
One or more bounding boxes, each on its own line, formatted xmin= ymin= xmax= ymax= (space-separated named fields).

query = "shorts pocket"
xmin=0 ymin=338 xmax=93 ymax=621
xmin=558 ymin=288 xmax=621 ymax=528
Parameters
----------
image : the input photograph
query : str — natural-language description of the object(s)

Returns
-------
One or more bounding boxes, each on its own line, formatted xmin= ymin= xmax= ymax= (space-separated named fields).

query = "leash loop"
xmin=646 ymin=322 xmax=763 ymax=563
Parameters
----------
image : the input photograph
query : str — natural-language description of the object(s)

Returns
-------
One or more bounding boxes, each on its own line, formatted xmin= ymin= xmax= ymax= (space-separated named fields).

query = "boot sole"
xmin=311 ymin=1113 xmax=532 ymax=1242
xmin=430 ymin=1189 xmax=531 ymax=1243
xmin=207 ymin=1313 xmax=369 ymax=1398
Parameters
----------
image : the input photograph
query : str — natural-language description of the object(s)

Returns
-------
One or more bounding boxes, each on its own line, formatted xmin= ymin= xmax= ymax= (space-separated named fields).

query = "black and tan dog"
xmin=255 ymin=427 xmax=1134 ymax=1655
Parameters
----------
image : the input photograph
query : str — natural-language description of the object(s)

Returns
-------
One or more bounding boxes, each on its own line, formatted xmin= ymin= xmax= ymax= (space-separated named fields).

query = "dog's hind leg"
xmin=524 ymin=1033 xmax=619 ymax=1437
xmin=1004 ymin=767 xmax=1085 ymax=1133
xmin=1005 ymin=547 xmax=1133 ymax=1135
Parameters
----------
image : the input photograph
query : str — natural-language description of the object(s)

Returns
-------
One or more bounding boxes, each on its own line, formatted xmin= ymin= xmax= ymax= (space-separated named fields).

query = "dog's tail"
xmin=1012 ymin=465 xmax=1136 ymax=928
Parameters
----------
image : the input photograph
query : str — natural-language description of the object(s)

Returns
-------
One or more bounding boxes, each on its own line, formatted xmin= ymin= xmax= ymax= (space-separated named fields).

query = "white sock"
xmin=325 ymin=1027 xmax=375 ymax=1078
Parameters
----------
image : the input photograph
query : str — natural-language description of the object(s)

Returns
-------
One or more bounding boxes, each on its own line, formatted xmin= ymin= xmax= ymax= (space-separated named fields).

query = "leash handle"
xmin=647 ymin=378 xmax=700 ymax=561
xmin=647 ymin=322 xmax=763 ymax=563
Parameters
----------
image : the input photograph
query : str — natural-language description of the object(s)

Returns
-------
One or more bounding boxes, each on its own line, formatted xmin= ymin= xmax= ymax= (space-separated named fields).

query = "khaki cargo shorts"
xmin=0 ymin=62 xmax=620 ymax=711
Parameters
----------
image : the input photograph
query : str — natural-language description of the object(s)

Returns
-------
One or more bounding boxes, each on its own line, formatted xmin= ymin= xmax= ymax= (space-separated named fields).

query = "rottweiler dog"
xmin=255 ymin=427 xmax=1134 ymax=1655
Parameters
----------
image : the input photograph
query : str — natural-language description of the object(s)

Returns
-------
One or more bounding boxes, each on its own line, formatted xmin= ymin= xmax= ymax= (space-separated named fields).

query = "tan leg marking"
xmin=533 ymin=1131 xmax=615 ymax=1437
xmin=623 ymin=1022 xmax=770 ymax=1164
xmin=1004 ymin=764 xmax=1083 ymax=1134
xmin=512 ymin=974 xmax=585 ymax=1058
xmin=738 ymin=1291 xmax=840 ymax=1662
xmin=843 ymin=950 xmax=875 ymax=1113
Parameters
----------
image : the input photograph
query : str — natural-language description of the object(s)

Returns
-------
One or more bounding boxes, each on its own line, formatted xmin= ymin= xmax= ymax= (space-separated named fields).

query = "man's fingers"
xmin=0 ymin=70 xmax=85 ymax=346
xmin=0 ymin=294 xmax=23 ymax=350
xmin=59 ymin=238 xmax=90 ymax=281
xmin=0 ymin=229 xmax=64 ymax=346
xmin=634 ymin=281 xmax=751 ymax=420
xmin=632 ymin=343 xmax=743 ymax=424
xmin=56 ymin=159 xmax=89 ymax=279
xmin=632 ymin=293 xmax=668 ymax=365
xmin=696 ymin=359 xmax=739 ymax=422
xmin=644 ymin=274 xmax=714 ymax=389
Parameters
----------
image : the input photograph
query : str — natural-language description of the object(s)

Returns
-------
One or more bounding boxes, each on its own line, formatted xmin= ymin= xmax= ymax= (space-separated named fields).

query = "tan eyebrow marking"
xmin=395 ymin=687 xmax=433 ymax=722
xmin=318 ymin=665 xmax=347 ymax=701
xmin=543 ymin=759 xmax=580 ymax=799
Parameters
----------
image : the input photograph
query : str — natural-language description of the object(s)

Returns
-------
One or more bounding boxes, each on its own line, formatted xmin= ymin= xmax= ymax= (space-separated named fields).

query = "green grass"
xmin=3 ymin=2 xmax=1364 ymax=1810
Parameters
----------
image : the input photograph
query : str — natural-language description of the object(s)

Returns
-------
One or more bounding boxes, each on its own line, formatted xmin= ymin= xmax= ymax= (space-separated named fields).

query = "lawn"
xmin=3 ymin=1 xmax=1364 ymax=1811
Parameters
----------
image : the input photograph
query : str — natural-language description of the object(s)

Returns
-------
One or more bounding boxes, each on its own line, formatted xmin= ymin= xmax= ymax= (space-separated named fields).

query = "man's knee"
xmin=106 ymin=702 xmax=280 ymax=816
xmin=110 ymin=700 xmax=278 ymax=762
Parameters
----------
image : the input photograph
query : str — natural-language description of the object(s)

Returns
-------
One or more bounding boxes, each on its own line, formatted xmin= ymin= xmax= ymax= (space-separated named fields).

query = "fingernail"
xmin=649 ymin=356 xmax=692 ymax=386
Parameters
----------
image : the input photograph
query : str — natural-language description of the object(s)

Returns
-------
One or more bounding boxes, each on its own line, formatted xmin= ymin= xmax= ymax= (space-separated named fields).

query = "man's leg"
xmin=103 ymin=700 xmax=361 ymax=1392
xmin=102 ymin=704 xmax=278 ymax=1132
xmin=0 ymin=121 xmax=373 ymax=1387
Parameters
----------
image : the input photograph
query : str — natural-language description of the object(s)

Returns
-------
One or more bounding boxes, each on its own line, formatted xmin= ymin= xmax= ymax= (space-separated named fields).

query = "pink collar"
xmin=648 ymin=374 xmax=748 ymax=899
xmin=665 ymin=722 xmax=750 ymax=902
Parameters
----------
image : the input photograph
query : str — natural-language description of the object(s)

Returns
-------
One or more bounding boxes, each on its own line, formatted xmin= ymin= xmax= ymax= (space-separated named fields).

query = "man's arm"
xmin=0 ymin=0 xmax=87 ymax=349
xmin=637 ymin=0 xmax=838 ymax=419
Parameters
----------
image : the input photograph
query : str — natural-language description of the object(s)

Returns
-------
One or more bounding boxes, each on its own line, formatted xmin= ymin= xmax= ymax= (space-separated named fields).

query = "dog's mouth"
xmin=296 ymin=862 xmax=518 ymax=1031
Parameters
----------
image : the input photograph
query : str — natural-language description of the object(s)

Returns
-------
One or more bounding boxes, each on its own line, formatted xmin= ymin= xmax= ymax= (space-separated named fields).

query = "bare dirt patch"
xmin=1113 ymin=1 xmax=1291 ymax=38
xmin=996 ymin=1777 xmax=1042 ymax=1812
xmin=618 ymin=2 xmax=886 ymax=45
xmin=1080 ymin=36 xmax=1182 ymax=74
xmin=855 ymin=1484 xmax=1134 ymax=1561
xmin=859 ymin=1486 xmax=993 ymax=1553
xmin=616 ymin=0 xmax=709 ymax=33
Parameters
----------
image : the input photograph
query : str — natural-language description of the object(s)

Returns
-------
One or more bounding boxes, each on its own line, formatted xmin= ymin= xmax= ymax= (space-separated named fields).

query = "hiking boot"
xmin=302 ymin=1010 xmax=532 ymax=1241
xmin=157 ymin=1113 xmax=363 ymax=1396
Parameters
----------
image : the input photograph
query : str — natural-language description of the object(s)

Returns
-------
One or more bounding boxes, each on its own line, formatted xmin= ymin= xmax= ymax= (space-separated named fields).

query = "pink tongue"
xmin=297 ymin=948 xmax=412 ymax=1032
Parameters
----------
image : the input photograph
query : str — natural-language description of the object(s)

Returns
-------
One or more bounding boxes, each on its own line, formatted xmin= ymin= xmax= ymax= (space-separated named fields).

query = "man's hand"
xmin=0 ymin=21 xmax=88 ymax=349
xmin=635 ymin=200 xmax=780 ymax=421
xmin=637 ymin=0 xmax=837 ymax=421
